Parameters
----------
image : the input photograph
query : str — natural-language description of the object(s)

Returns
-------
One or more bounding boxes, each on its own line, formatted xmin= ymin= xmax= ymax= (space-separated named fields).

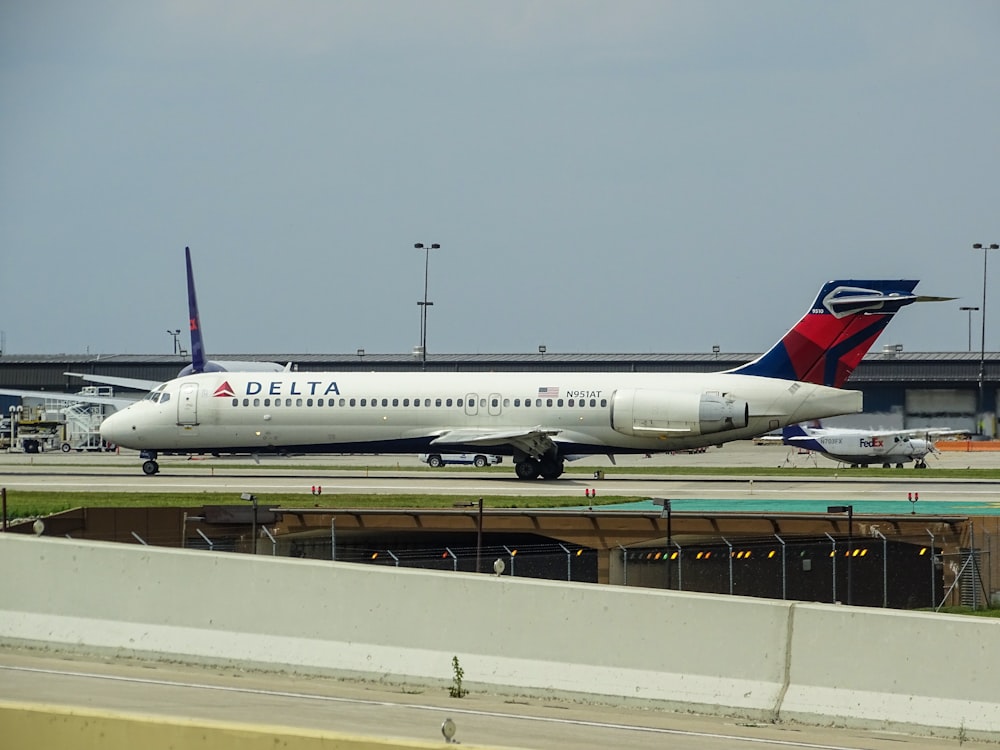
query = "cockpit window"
xmin=144 ymin=385 xmax=171 ymax=403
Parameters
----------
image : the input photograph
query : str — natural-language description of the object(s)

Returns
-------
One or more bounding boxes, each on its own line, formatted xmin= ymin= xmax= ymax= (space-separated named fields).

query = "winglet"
xmin=186 ymin=246 xmax=207 ymax=374
xmin=729 ymin=280 xmax=928 ymax=388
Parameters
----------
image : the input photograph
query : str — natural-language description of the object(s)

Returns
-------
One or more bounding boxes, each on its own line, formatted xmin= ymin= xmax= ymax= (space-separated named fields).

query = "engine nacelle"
xmin=610 ymin=389 xmax=749 ymax=437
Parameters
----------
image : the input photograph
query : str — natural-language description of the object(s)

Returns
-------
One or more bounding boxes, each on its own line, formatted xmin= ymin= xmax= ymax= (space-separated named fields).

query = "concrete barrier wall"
xmin=783 ymin=604 xmax=1000 ymax=734
xmin=1 ymin=535 xmax=998 ymax=737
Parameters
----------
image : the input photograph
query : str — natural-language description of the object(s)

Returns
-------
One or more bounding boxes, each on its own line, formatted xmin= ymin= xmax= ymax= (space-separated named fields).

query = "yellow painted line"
xmin=0 ymin=700 xmax=513 ymax=750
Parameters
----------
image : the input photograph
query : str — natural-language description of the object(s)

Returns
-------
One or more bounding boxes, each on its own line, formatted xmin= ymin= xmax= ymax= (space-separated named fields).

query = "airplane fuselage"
xmin=803 ymin=432 xmax=931 ymax=466
xmin=102 ymin=370 xmax=861 ymax=459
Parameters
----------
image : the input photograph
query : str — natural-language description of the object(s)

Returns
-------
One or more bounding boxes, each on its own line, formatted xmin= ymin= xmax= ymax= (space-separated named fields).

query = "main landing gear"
xmin=140 ymin=450 xmax=160 ymax=475
xmin=514 ymin=454 xmax=565 ymax=480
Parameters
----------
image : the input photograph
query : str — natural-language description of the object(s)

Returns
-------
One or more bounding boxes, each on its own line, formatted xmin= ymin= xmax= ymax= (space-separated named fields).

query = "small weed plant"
xmin=449 ymin=655 xmax=467 ymax=698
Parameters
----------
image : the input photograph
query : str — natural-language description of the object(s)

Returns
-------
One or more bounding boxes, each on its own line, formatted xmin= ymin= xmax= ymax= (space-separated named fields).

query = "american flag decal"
xmin=537 ymin=386 xmax=559 ymax=397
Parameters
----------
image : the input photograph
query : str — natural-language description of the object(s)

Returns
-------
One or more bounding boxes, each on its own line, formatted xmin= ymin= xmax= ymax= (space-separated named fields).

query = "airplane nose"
xmin=100 ymin=411 xmax=129 ymax=445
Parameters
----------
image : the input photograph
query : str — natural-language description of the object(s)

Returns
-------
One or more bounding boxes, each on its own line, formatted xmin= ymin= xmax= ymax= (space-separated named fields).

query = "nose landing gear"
xmin=140 ymin=450 xmax=160 ymax=475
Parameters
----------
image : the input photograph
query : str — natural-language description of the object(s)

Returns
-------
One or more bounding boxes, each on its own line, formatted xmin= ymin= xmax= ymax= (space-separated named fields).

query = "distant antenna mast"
xmin=0 ymin=330 xmax=5 ymax=356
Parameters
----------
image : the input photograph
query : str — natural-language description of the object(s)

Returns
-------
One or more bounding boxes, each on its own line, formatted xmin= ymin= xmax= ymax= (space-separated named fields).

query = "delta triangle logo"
xmin=213 ymin=381 xmax=235 ymax=398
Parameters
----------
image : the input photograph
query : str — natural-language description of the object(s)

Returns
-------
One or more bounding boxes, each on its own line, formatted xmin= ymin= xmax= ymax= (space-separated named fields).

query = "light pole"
xmin=414 ymin=243 xmax=440 ymax=370
xmin=960 ymin=306 xmax=979 ymax=352
xmin=827 ymin=505 xmax=853 ymax=605
xmin=973 ymin=243 xmax=999 ymax=435
xmin=167 ymin=329 xmax=181 ymax=355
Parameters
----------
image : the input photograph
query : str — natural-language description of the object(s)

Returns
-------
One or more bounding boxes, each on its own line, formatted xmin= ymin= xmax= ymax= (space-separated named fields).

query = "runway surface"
xmin=1 ymin=444 xmax=998 ymax=514
xmin=0 ymin=649 xmax=980 ymax=750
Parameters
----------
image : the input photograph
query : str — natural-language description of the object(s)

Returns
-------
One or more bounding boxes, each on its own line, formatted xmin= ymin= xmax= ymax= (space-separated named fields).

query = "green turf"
xmin=4 ymin=458 xmax=1000 ymax=518
xmin=0 ymin=491 xmax=628 ymax=519
xmin=55 ymin=458 xmax=1000 ymax=480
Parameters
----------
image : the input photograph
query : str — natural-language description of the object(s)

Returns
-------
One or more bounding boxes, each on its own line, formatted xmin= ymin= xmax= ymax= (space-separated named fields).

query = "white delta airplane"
xmin=781 ymin=422 xmax=962 ymax=469
xmin=101 ymin=278 xmax=942 ymax=479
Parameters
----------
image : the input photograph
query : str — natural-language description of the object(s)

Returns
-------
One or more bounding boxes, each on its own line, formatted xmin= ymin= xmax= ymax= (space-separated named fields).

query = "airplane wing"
xmin=430 ymin=427 xmax=560 ymax=459
xmin=0 ymin=388 xmax=136 ymax=411
xmin=65 ymin=372 xmax=161 ymax=392
xmin=753 ymin=434 xmax=785 ymax=445
xmin=864 ymin=427 xmax=969 ymax=440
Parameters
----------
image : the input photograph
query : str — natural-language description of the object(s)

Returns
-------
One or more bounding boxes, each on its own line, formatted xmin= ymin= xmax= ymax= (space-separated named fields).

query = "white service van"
xmin=419 ymin=453 xmax=503 ymax=468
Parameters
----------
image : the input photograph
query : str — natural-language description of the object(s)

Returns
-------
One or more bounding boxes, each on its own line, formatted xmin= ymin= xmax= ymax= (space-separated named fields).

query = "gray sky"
xmin=2 ymin=1 xmax=999 ymax=358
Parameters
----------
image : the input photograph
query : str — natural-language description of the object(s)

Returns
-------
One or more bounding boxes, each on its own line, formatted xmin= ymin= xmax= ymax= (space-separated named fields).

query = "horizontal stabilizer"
xmin=65 ymin=372 xmax=161 ymax=392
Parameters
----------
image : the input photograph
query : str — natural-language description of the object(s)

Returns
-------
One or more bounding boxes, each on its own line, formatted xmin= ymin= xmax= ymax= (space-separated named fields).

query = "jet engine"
xmin=610 ymin=389 xmax=749 ymax=437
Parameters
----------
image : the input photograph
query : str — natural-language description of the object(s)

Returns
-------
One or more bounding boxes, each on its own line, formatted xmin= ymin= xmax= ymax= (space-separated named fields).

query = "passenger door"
xmin=177 ymin=382 xmax=199 ymax=425
xmin=464 ymin=393 xmax=478 ymax=417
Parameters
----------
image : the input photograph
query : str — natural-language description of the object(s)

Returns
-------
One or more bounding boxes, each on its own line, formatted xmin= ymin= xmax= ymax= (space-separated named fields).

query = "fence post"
xmin=926 ymin=529 xmax=935 ymax=610
xmin=673 ymin=541 xmax=683 ymax=591
xmin=825 ymin=532 xmax=837 ymax=603
xmin=775 ymin=534 xmax=786 ymax=600
xmin=262 ymin=526 xmax=277 ymax=556
xmin=873 ymin=529 xmax=887 ymax=607
xmin=559 ymin=543 xmax=572 ymax=581
xmin=503 ymin=546 xmax=516 ymax=577
xmin=723 ymin=537 xmax=733 ymax=595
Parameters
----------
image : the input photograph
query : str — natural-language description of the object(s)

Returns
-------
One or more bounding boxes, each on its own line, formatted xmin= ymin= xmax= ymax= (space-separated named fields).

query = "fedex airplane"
xmin=782 ymin=422 xmax=962 ymax=469
xmin=101 ymin=279 xmax=936 ymax=479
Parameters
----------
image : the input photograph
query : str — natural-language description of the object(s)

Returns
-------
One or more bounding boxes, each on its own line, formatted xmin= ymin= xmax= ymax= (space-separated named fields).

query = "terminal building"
xmin=1 ymin=345 xmax=998 ymax=437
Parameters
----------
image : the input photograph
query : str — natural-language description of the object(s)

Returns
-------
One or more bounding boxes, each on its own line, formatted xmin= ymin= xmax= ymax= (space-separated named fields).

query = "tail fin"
xmin=729 ymin=280 xmax=920 ymax=388
xmin=185 ymin=246 xmax=207 ymax=374
xmin=781 ymin=423 xmax=824 ymax=451
xmin=176 ymin=247 xmax=287 ymax=377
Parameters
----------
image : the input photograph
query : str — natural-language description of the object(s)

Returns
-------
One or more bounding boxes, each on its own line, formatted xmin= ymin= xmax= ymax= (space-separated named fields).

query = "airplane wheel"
xmin=882 ymin=462 xmax=890 ymax=468
xmin=473 ymin=455 xmax=487 ymax=468
xmin=896 ymin=463 xmax=904 ymax=469
xmin=539 ymin=459 xmax=565 ymax=479
xmin=427 ymin=455 xmax=443 ymax=468
xmin=515 ymin=460 xmax=540 ymax=480
xmin=142 ymin=460 xmax=159 ymax=476
xmin=915 ymin=461 xmax=927 ymax=469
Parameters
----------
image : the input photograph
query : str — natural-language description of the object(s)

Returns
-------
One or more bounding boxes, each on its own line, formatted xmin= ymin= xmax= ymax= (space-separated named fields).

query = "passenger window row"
xmin=227 ymin=396 xmax=609 ymax=409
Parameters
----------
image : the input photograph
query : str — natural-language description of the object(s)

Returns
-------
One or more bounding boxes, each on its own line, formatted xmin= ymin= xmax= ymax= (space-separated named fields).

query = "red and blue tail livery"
xmin=730 ymin=280 xmax=922 ymax=388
